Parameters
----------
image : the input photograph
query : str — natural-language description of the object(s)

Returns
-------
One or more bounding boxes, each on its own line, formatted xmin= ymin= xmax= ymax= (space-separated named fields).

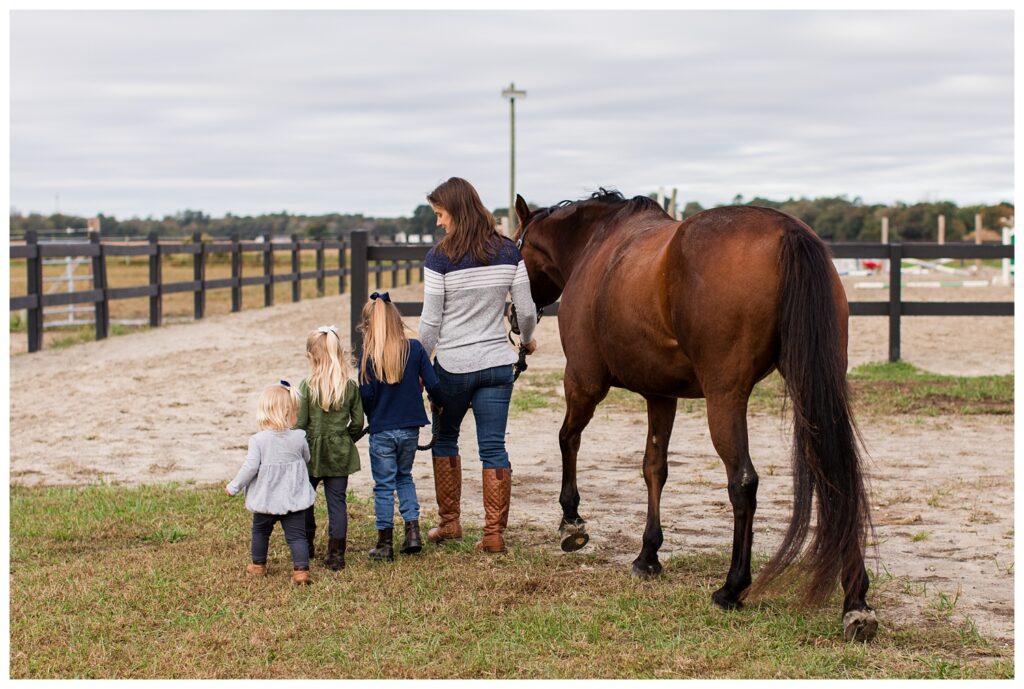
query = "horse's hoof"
xmin=560 ymin=531 xmax=589 ymax=552
xmin=558 ymin=520 xmax=589 ymax=552
xmin=630 ymin=560 xmax=662 ymax=579
xmin=711 ymin=588 xmax=743 ymax=610
xmin=843 ymin=609 xmax=879 ymax=642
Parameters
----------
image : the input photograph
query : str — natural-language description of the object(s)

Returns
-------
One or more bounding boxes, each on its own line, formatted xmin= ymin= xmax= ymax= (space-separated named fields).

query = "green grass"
xmin=511 ymin=363 xmax=1011 ymax=419
xmin=847 ymin=362 xmax=1013 ymax=415
xmin=9 ymin=483 xmax=1012 ymax=679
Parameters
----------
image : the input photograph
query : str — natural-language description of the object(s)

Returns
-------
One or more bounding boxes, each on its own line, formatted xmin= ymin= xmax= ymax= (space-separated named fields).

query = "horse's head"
xmin=513 ymin=194 xmax=566 ymax=308
xmin=514 ymin=189 xmax=668 ymax=308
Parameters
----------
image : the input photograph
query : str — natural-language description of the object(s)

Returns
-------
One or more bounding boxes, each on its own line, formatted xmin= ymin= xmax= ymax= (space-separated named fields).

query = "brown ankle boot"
xmin=427 ymin=455 xmax=463 ymax=543
xmin=476 ymin=467 xmax=512 ymax=553
xmin=246 ymin=563 xmax=267 ymax=576
xmin=292 ymin=568 xmax=312 ymax=586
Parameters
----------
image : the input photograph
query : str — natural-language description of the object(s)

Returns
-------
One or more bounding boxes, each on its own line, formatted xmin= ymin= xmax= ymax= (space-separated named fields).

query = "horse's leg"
xmin=630 ymin=395 xmax=677 ymax=578
xmin=841 ymin=556 xmax=878 ymax=641
xmin=705 ymin=392 xmax=758 ymax=609
xmin=557 ymin=373 xmax=608 ymax=552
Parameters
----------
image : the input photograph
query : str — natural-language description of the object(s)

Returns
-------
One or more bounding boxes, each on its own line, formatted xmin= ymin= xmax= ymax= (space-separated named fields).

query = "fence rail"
xmin=11 ymin=232 xmax=1015 ymax=362
xmin=10 ymin=230 xmax=426 ymax=353
xmin=346 ymin=233 xmax=1013 ymax=363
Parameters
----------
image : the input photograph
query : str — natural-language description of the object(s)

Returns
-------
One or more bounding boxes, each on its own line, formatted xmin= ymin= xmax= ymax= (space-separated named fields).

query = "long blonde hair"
xmin=360 ymin=297 xmax=410 ymax=384
xmin=305 ymin=326 xmax=355 ymax=411
xmin=258 ymin=383 xmax=298 ymax=431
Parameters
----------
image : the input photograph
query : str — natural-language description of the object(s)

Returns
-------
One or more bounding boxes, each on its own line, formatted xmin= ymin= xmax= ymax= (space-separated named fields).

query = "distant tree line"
xmin=678 ymin=195 xmax=1014 ymax=242
xmin=9 ymin=195 xmax=1015 ymax=243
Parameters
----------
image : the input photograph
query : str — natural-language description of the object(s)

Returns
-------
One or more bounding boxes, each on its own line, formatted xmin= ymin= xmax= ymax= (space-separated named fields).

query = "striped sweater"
xmin=418 ymin=236 xmax=537 ymax=374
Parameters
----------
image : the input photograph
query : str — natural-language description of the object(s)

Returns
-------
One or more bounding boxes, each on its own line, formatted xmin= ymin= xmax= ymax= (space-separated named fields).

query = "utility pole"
xmin=502 ymin=82 xmax=526 ymax=235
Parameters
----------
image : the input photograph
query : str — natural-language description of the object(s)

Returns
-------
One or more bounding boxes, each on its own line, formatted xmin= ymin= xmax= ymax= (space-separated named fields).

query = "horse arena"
xmin=8 ymin=271 xmax=1014 ymax=647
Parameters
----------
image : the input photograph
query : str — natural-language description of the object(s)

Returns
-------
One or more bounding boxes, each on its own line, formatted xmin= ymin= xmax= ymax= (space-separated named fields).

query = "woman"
xmin=418 ymin=177 xmax=537 ymax=553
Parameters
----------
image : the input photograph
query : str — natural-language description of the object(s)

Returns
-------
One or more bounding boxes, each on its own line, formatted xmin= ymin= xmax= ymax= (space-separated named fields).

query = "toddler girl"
xmin=359 ymin=291 xmax=443 ymax=561
xmin=226 ymin=381 xmax=317 ymax=585
xmin=296 ymin=325 xmax=364 ymax=571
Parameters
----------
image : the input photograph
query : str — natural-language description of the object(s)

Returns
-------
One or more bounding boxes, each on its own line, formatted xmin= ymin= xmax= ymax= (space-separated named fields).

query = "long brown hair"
xmin=427 ymin=177 xmax=500 ymax=263
xmin=360 ymin=298 xmax=410 ymax=384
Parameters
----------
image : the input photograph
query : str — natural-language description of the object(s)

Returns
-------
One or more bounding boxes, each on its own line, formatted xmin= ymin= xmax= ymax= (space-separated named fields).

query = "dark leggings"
xmin=304 ymin=475 xmax=350 ymax=539
xmin=251 ymin=510 xmax=309 ymax=569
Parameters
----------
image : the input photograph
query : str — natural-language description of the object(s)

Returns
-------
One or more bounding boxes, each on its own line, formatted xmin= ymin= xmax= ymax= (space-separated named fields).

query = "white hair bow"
xmin=318 ymin=325 xmax=338 ymax=336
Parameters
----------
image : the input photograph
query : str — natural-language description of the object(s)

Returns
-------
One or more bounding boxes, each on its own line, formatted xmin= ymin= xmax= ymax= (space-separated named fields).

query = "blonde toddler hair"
xmin=360 ymin=297 xmax=410 ymax=384
xmin=257 ymin=383 xmax=298 ymax=431
xmin=306 ymin=326 xmax=356 ymax=411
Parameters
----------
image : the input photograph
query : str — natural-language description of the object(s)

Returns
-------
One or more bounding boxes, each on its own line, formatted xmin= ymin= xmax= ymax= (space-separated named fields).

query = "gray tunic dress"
xmin=226 ymin=429 xmax=317 ymax=515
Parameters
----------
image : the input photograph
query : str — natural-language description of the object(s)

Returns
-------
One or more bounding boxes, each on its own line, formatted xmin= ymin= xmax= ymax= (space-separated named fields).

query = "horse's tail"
xmin=747 ymin=221 xmax=871 ymax=606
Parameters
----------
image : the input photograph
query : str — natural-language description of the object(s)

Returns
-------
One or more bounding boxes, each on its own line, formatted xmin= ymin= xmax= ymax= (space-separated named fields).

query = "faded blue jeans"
xmin=432 ymin=362 xmax=514 ymax=470
xmin=368 ymin=427 xmax=421 ymax=530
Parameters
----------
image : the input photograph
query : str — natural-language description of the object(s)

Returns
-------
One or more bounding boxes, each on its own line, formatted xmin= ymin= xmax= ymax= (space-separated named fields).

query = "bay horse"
xmin=513 ymin=191 xmax=877 ymax=642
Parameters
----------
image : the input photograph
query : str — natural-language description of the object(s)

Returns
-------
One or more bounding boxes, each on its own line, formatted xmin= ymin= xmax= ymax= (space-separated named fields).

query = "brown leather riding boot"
xmin=476 ymin=467 xmax=512 ymax=553
xmin=427 ymin=455 xmax=463 ymax=543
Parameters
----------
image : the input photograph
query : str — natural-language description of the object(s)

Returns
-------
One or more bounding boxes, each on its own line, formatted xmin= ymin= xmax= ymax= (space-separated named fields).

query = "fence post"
xmin=231 ymin=233 xmax=242 ymax=312
xmin=148 ymin=231 xmax=162 ymax=327
xmin=291 ymin=234 xmax=301 ymax=302
xmin=338 ymin=233 xmax=347 ymax=295
xmin=405 ymin=260 xmax=412 ymax=286
xmin=888 ymin=242 xmax=902 ymax=362
xmin=263 ymin=233 xmax=274 ymax=306
xmin=193 ymin=231 xmax=205 ymax=319
xmin=316 ymin=239 xmax=325 ymax=297
xmin=25 ymin=230 xmax=43 ymax=352
xmin=90 ymin=231 xmax=109 ymax=341
xmin=350 ymin=230 xmax=368 ymax=359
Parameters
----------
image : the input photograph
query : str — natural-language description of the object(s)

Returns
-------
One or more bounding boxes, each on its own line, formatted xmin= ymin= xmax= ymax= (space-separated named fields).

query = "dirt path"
xmin=8 ymin=278 xmax=1014 ymax=645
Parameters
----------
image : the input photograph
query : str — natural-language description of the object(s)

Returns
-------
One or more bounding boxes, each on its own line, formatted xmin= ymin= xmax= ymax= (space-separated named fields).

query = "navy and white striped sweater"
xmin=418 ymin=236 xmax=537 ymax=373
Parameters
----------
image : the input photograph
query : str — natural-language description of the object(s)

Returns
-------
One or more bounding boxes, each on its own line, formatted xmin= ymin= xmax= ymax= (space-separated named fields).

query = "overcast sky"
xmin=9 ymin=9 xmax=1014 ymax=219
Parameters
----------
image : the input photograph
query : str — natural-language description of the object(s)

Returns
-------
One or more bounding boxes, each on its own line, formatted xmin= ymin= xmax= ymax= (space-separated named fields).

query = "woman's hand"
xmin=225 ymin=486 xmax=233 ymax=497
xmin=430 ymin=402 xmax=444 ymax=416
xmin=523 ymin=339 xmax=538 ymax=355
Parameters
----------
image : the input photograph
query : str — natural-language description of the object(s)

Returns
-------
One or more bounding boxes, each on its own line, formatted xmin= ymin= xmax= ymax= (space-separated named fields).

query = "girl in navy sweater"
xmin=358 ymin=291 xmax=443 ymax=561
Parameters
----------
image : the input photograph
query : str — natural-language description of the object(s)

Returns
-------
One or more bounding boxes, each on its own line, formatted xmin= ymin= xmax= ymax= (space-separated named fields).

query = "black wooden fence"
xmin=10 ymin=230 xmax=425 ymax=353
xmin=10 ymin=230 xmax=1014 ymax=362
xmin=348 ymin=232 xmax=1014 ymax=363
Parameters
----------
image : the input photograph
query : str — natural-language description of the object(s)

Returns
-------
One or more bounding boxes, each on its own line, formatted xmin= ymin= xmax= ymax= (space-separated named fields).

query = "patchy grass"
xmin=9 ymin=484 xmax=1012 ymax=679
xmin=847 ymin=362 xmax=1013 ymax=415
xmin=512 ymin=363 xmax=1011 ymax=419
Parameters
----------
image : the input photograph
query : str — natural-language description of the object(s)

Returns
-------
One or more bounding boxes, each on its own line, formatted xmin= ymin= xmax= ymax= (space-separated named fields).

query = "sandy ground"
xmin=8 ymin=274 xmax=1014 ymax=645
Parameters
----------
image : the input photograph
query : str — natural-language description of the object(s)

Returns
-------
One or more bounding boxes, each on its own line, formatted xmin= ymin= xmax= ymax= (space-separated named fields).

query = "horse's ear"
xmin=515 ymin=194 xmax=532 ymax=225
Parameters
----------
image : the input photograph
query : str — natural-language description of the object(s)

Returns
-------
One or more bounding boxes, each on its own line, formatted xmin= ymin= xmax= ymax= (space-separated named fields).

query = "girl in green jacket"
xmin=297 ymin=325 xmax=364 ymax=571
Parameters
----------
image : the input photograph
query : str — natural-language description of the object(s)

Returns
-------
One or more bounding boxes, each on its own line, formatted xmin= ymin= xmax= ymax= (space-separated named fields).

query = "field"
xmin=7 ymin=273 xmax=1015 ymax=679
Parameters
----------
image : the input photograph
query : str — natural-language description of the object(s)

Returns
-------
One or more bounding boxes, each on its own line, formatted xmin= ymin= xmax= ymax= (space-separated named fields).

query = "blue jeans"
xmin=369 ymin=428 xmax=421 ymax=530
xmin=433 ymin=362 xmax=514 ymax=470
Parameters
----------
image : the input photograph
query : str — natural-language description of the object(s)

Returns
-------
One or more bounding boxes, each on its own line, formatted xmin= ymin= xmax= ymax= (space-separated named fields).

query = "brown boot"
xmin=427 ymin=455 xmax=463 ymax=543
xmin=292 ymin=568 xmax=312 ymax=586
xmin=246 ymin=563 xmax=267 ymax=576
xmin=476 ymin=467 xmax=512 ymax=553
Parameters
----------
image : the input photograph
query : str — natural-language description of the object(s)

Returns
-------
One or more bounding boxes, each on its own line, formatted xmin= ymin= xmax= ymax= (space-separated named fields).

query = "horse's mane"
xmin=516 ymin=188 xmax=668 ymax=242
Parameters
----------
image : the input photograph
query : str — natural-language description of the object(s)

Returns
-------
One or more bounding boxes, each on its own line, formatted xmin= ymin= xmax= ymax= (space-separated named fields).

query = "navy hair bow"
xmin=370 ymin=291 xmax=391 ymax=303
xmin=280 ymin=380 xmax=291 ymax=389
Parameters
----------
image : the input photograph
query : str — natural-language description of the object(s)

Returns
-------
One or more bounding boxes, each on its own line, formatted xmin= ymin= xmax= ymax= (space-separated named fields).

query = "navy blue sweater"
xmin=358 ymin=339 xmax=443 ymax=434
